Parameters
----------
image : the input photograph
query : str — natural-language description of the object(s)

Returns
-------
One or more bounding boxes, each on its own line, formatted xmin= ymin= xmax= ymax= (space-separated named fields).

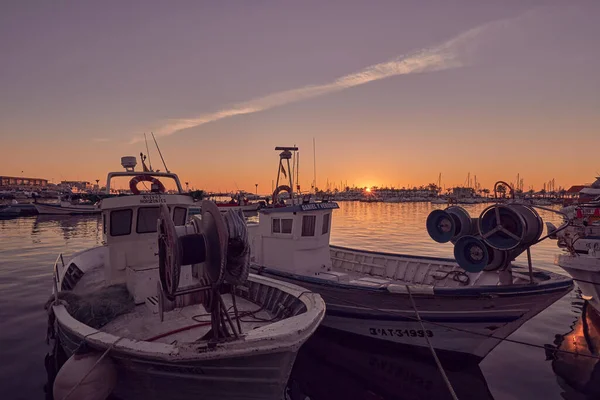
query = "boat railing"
xmin=52 ymin=253 xmax=65 ymax=302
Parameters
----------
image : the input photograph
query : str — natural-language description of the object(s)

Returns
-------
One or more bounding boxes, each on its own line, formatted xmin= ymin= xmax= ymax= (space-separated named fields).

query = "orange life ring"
xmin=129 ymin=175 xmax=166 ymax=195
xmin=273 ymin=185 xmax=293 ymax=204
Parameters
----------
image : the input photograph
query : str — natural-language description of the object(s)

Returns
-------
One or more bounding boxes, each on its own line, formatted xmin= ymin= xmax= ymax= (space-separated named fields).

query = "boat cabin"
xmin=248 ymin=201 xmax=339 ymax=276
xmin=99 ymin=157 xmax=194 ymax=299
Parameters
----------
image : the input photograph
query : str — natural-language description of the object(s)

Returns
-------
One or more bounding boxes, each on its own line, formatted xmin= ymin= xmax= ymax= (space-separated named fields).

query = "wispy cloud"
xmin=131 ymin=14 xmax=520 ymax=143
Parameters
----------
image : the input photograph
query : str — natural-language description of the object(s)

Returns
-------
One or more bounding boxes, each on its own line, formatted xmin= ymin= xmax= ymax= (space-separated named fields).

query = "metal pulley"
xmin=426 ymin=206 xmax=476 ymax=244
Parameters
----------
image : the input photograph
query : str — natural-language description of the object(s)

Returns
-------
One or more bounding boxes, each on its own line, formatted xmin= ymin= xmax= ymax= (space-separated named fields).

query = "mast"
xmin=144 ymin=133 xmax=153 ymax=171
xmin=313 ymin=137 xmax=317 ymax=192
xmin=297 ymin=151 xmax=300 ymax=194
xmin=151 ymin=132 xmax=169 ymax=173
xmin=274 ymin=146 xmax=298 ymax=204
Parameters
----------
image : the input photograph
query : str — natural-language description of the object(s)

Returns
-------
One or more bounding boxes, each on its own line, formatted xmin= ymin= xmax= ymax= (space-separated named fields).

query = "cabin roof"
xmin=100 ymin=193 xmax=194 ymax=210
xmin=260 ymin=202 xmax=339 ymax=214
xmin=105 ymin=171 xmax=184 ymax=194
xmin=566 ymin=185 xmax=586 ymax=193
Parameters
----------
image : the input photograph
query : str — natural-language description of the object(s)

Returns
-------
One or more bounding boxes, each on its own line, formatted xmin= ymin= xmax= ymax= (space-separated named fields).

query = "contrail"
xmin=131 ymin=15 xmax=515 ymax=143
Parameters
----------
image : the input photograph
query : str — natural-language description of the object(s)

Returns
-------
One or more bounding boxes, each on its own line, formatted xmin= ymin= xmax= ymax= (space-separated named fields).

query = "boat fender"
xmin=272 ymin=185 xmax=293 ymax=204
xmin=53 ymin=351 xmax=117 ymax=400
xmin=129 ymin=175 xmax=166 ymax=195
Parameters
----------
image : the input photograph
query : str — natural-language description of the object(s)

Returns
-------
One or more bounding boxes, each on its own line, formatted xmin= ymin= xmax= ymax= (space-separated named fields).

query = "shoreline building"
xmin=0 ymin=175 xmax=48 ymax=188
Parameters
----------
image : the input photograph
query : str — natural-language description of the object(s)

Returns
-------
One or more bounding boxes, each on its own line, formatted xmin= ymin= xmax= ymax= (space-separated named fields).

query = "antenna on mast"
xmin=312 ymin=137 xmax=317 ymax=192
xmin=144 ymin=133 xmax=153 ymax=172
xmin=151 ymin=132 xmax=170 ymax=173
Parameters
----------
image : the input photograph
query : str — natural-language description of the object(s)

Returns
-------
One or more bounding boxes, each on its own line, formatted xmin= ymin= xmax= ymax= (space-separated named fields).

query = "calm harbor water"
xmin=0 ymin=202 xmax=591 ymax=399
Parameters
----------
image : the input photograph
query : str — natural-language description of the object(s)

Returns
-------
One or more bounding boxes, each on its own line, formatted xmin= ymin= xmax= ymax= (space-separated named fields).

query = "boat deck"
xmin=327 ymin=247 xmax=537 ymax=289
xmin=72 ymin=261 xmax=276 ymax=344
xmin=326 ymin=265 xmax=532 ymax=288
xmin=102 ymin=294 xmax=274 ymax=344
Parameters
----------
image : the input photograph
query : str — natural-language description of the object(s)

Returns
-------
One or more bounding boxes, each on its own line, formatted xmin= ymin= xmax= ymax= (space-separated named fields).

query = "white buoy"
xmin=53 ymin=351 xmax=117 ymax=400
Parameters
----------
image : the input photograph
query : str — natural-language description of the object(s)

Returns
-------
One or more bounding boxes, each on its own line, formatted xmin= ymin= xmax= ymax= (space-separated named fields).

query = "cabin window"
xmin=110 ymin=209 xmax=132 ymax=236
xmin=102 ymin=214 xmax=106 ymax=234
xmin=272 ymin=218 xmax=293 ymax=234
xmin=302 ymin=215 xmax=316 ymax=237
xmin=281 ymin=219 xmax=293 ymax=234
xmin=173 ymin=207 xmax=187 ymax=226
xmin=322 ymin=213 xmax=330 ymax=235
xmin=137 ymin=207 xmax=160 ymax=234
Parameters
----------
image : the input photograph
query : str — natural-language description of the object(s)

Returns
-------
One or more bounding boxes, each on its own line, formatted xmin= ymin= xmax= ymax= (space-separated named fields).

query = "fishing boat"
xmin=247 ymin=150 xmax=573 ymax=360
xmin=34 ymin=194 xmax=100 ymax=215
xmin=551 ymin=200 xmax=600 ymax=312
xmin=431 ymin=197 xmax=449 ymax=204
xmin=46 ymin=155 xmax=325 ymax=400
xmin=545 ymin=300 xmax=600 ymax=398
xmin=214 ymin=192 xmax=261 ymax=213
xmin=0 ymin=205 xmax=21 ymax=219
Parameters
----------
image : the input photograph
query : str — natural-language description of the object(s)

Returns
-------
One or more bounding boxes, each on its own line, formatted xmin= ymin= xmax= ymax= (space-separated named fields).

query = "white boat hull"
xmin=34 ymin=203 xmax=99 ymax=215
xmin=253 ymin=245 xmax=573 ymax=360
xmin=556 ymin=254 xmax=600 ymax=312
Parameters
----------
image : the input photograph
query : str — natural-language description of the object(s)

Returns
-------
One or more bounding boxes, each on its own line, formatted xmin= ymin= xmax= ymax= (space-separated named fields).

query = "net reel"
xmin=426 ymin=203 xmax=535 ymax=273
xmin=427 ymin=181 xmax=563 ymax=277
xmin=478 ymin=204 xmax=543 ymax=251
xmin=157 ymin=201 xmax=251 ymax=339
xmin=158 ymin=201 xmax=227 ymax=300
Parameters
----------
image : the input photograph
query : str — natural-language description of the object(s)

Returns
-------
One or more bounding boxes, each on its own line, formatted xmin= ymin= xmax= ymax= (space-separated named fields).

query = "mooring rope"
xmin=406 ymin=285 xmax=459 ymax=400
xmin=323 ymin=292 xmax=600 ymax=361
xmin=60 ymin=337 xmax=123 ymax=400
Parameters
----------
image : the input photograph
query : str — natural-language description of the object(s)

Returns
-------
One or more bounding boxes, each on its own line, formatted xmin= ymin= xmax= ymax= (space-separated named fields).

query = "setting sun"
xmin=365 ymin=187 xmax=371 ymax=193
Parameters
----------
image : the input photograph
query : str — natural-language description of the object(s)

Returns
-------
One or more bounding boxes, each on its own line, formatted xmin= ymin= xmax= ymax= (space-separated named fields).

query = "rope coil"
xmin=222 ymin=209 xmax=250 ymax=285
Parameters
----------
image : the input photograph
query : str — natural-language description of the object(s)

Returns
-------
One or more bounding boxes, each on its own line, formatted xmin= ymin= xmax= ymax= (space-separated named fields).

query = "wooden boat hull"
xmin=51 ymin=247 xmax=325 ymax=400
xmin=57 ymin=323 xmax=299 ymax=400
xmin=253 ymin=246 xmax=573 ymax=360
xmin=34 ymin=203 xmax=99 ymax=215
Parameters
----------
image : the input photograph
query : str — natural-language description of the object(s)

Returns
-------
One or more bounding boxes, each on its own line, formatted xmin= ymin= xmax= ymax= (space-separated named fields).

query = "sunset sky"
xmin=1 ymin=1 xmax=599 ymax=193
